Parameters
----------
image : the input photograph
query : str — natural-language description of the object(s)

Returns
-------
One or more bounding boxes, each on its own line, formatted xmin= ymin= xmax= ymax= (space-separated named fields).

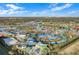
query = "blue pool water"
xmin=38 ymin=34 xmax=49 ymax=38
xmin=3 ymin=38 xmax=13 ymax=43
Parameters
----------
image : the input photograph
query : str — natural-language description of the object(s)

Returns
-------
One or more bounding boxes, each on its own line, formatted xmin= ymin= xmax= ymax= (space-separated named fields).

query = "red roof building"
xmin=74 ymin=26 xmax=79 ymax=30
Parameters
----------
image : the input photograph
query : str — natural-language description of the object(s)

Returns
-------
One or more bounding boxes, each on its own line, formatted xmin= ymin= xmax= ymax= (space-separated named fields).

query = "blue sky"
xmin=0 ymin=3 xmax=79 ymax=17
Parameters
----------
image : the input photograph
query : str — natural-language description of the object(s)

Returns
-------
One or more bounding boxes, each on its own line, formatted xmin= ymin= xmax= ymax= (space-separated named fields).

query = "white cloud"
xmin=31 ymin=3 xmax=73 ymax=17
xmin=0 ymin=3 xmax=73 ymax=17
xmin=6 ymin=4 xmax=23 ymax=10
xmin=0 ymin=9 xmax=8 ymax=14
xmin=0 ymin=9 xmax=13 ymax=15
xmin=48 ymin=3 xmax=58 ymax=8
xmin=68 ymin=10 xmax=79 ymax=14
xmin=51 ymin=4 xmax=72 ymax=11
xmin=29 ymin=9 xmax=49 ymax=16
xmin=0 ymin=4 xmax=27 ymax=15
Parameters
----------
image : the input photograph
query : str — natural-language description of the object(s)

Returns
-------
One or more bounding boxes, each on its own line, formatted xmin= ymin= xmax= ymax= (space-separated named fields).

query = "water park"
xmin=0 ymin=21 xmax=79 ymax=55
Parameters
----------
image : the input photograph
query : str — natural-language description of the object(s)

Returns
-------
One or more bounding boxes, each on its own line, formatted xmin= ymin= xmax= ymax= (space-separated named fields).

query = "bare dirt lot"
xmin=58 ymin=39 xmax=79 ymax=55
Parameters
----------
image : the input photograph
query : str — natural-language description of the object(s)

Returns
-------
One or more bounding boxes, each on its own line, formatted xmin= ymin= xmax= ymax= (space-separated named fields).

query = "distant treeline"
xmin=0 ymin=17 xmax=79 ymax=25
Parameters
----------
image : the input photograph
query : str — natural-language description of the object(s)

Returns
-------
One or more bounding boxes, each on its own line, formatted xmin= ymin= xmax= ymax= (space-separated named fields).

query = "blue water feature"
xmin=38 ymin=34 xmax=49 ymax=38
xmin=28 ymin=33 xmax=67 ymax=45
xmin=37 ymin=42 xmax=47 ymax=46
xmin=27 ymin=41 xmax=35 ymax=45
xmin=9 ymin=32 xmax=17 ymax=35
xmin=27 ymin=38 xmax=36 ymax=42
xmin=27 ymin=38 xmax=37 ymax=46
xmin=50 ymin=42 xmax=59 ymax=44
xmin=3 ymin=38 xmax=13 ymax=46
xmin=3 ymin=38 xmax=12 ymax=43
xmin=48 ymin=36 xmax=60 ymax=40
xmin=49 ymin=33 xmax=67 ymax=44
